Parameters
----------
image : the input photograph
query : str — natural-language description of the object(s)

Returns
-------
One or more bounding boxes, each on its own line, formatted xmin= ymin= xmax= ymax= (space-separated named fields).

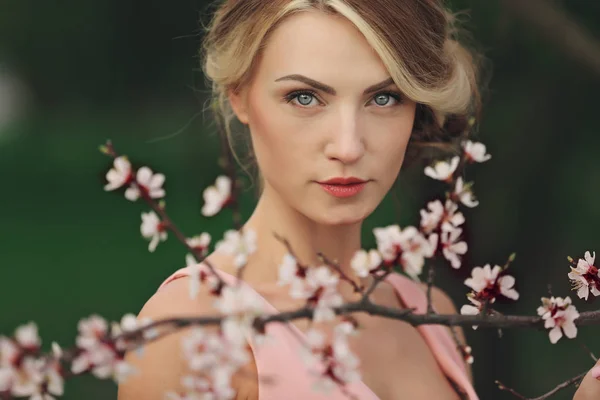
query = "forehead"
xmin=255 ymin=10 xmax=391 ymax=86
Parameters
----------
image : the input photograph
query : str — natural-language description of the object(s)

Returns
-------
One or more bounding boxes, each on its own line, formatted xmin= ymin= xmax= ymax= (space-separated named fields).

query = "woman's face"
xmin=229 ymin=11 xmax=417 ymax=226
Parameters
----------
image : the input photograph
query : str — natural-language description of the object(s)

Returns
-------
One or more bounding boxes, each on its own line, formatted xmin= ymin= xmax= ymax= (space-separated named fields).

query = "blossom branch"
xmin=113 ymin=302 xmax=600 ymax=346
xmin=101 ymin=141 xmax=225 ymax=290
xmin=496 ymin=370 xmax=587 ymax=400
xmin=426 ymin=264 xmax=436 ymax=314
xmin=317 ymin=251 xmax=364 ymax=294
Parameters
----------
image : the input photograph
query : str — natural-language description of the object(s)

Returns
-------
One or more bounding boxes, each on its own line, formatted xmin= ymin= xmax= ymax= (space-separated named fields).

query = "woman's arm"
xmin=573 ymin=363 xmax=600 ymax=399
xmin=117 ymin=277 xmax=258 ymax=400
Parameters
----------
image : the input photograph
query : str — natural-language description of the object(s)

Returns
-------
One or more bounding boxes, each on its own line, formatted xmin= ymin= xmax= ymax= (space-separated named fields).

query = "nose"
xmin=324 ymin=109 xmax=365 ymax=165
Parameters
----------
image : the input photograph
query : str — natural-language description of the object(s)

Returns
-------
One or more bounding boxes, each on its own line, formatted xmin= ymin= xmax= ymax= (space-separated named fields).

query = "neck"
xmin=240 ymin=185 xmax=364 ymax=290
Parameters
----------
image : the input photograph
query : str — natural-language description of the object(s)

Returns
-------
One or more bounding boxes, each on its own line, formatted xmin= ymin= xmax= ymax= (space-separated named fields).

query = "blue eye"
xmin=284 ymin=89 xmax=403 ymax=108
xmin=371 ymin=92 xmax=403 ymax=107
xmin=285 ymin=90 xmax=319 ymax=107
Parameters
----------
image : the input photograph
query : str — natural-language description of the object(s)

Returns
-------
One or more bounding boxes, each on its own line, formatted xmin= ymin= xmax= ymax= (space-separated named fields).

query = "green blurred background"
xmin=1 ymin=0 xmax=599 ymax=398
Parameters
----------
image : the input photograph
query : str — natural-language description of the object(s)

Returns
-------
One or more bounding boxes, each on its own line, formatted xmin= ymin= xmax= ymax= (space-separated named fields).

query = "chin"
xmin=313 ymin=203 xmax=374 ymax=226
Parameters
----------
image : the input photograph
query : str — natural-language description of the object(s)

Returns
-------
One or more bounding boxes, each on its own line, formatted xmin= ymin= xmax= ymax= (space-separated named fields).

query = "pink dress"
xmin=159 ymin=265 xmax=478 ymax=400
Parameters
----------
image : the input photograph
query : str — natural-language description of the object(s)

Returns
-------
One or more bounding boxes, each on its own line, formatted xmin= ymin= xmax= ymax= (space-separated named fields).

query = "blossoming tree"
xmin=0 ymin=123 xmax=598 ymax=400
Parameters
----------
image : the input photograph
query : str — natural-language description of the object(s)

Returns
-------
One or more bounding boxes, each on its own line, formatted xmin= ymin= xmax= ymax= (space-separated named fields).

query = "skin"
xmin=118 ymin=10 xmax=472 ymax=400
xmin=574 ymin=364 xmax=600 ymax=399
xmin=229 ymin=10 xmax=416 ymax=289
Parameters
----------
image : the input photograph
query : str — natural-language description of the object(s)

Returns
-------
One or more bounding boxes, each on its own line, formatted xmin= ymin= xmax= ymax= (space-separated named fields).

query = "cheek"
xmin=368 ymin=113 xmax=415 ymax=179
xmin=245 ymin=92 xmax=309 ymax=184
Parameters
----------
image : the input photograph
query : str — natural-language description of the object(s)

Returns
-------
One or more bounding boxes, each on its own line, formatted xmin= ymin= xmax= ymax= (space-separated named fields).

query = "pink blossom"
xmin=537 ymin=296 xmax=580 ymax=344
xmin=302 ymin=322 xmax=361 ymax=394
xmin=0 ymin=323 xmax=64 ymax=400
xmin=350 ymin=249 xmax=382 ymax=278
xmin=464 ymin=264 xmax=519 ymax=303
xmin=104 ymin=156 xmax=132 ymax=191
xmin=72 ymin=315 xmax=137 ymax=383
xmin=140 ymin=211 xmax=168 ymax=252
xmin=202 ymin=176 xmax=232 ymax=217
xmin=419 ymin=200 xmax=464 ymax=234
xmin=441 ymin=228 xmax=468 ymax=269
xmin=568 ymin=251 xmax=599 ymax=301
xmin=215 ymin=229 xmax=257 ymax=269
xmin=304 ymin=267 xmax=344 ymax=323
xmin=177 ymin=327 xmax=250 ymax=399
xmin=453 ymin=177 xmax=479 ymax=208
xmin=125 ymin=166 xmax=166 ymax=201
xmin=373 ymin=225 xmax=436 ymax=279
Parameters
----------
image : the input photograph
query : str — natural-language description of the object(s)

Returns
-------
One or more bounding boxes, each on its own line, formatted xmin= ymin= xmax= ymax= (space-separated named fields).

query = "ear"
xmin=227 ymin=86 xmax=250 ymax=125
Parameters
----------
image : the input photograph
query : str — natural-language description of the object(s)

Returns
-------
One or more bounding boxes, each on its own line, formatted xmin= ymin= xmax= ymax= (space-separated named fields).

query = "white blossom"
xmin=424 ymin=156 xmax=460 ymax=181
xmin=420 ymin=200 xmax=444 ymax=234
xmin=305 ymin=267 xmax=343 ymax=323
xmin=302 ymin=323 xmax=361 ymax=393
xmin=202 ymin=176 xmax=232 ymax=217
xmin=179 ymin=328 xmax=250 ymax=399
xmin=187 ymin=233 xmax=211 ymax=256
xmin=72 ymin=315 xmax=137 ymax=383
xmin=111 ymin=313 xmax=158 ymax=351
xmin=9 ymin=356 xmax=64 ymax=400
xmin=454 ymin=177 xmax=479 ymax=208
xmin=350 ymin=249 xmax=382 ymax=278
xmin=215 ymin=229 xmax=257 ymax=269
xmin=459 ymin=296 xmax=483 ymax=330
xmin=213 ymin=285 xmax=264 ymax=317
xmin=373 ymin=225 xmax=436 ymax=279
xmin=104 ymin=156 xmax=132 ymax=191
xmin=0 ymin=367 xmax=13 ymax=392
xmin=419 ymin=200 xmax=464 ymax=235
xmin=440 ymin=200 xmax=465 ymax=232
xmin=441 ymin=228 xmax=467 ymax=269
xmin=464 ymin=264 xmax=519 ymax=302
xmin=463 ymin=140 xmax=491 ymax=163
xmin=568 ymin=251 xmax=599 ymax=301
xmin=0 ymin=323 xmax=64 ymax=400
xmin=279 ymin=264 xmax=343 ymax=323
xmin=537 ymin=296 xmax=580 ymax=344
xmin=185 ymin=262 xmax=221 ymax=300
xmin=278 ymin=253 xmax=299 ymax=286
xmin=0 ymin=337 xmax=19 ymax=365
xmin=124 ymin=166 xmax=166 ymax=201
xmin=140 ymin=211 xmax=167 ymax=252
xmin=185 ymin=233 xmax=212 ymax=269
xmin=15 ymin=322 xmax=41 ymax=350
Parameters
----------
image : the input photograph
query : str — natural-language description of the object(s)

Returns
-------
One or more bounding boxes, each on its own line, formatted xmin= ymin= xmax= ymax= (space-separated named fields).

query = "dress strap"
xmin=384 ymin=273 xmax=479 ymax=400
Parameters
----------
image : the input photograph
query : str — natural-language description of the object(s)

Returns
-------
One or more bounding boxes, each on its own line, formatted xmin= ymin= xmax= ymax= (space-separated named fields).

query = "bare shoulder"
xmin=417 ymin=283 xmax=473 ymax=382
xmin=117 ymin=276 xmax=258 ymax=400
xmin=417 ymin=283 xmax=457 ymax=314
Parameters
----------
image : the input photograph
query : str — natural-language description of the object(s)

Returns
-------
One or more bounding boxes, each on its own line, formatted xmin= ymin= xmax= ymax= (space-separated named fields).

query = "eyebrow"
xmin=274 ymin=74 xmax=396 ymax=95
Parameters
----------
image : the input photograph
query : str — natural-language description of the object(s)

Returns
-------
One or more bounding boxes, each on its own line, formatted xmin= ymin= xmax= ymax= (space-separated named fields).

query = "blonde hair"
xmin=202 ymin=0 xmax=483 ymax=175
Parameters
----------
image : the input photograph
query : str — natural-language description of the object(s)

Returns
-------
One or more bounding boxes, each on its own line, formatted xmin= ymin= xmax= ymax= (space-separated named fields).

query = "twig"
xmin=362 ymin=269 xmax=394 ymax=301
xmin=426 ymin=264 xmax=436 ymax=314
xmin=317 ymin=251 xmax=363 ymax=294
xmin=496 ymin=370 xmax=587 ymax=400
xmin=577 ymin=338 xmax=598 ymax=362
xmin=103 ymin=141 xmax=225 ymax=290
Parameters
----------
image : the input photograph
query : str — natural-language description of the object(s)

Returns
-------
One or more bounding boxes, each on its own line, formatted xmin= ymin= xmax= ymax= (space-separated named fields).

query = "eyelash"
xmin=284 ymin=89 xmax=404 ymax=108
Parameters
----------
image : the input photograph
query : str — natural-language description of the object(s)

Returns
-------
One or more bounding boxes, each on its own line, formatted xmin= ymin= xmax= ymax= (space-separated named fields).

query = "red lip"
xmin=318 ymin=177 xmax=367 ymax=185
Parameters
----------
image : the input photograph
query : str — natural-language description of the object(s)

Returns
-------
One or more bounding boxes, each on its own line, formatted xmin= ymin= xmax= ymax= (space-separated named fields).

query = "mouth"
xmin=317 ymin=177 xmax=369 ymax=198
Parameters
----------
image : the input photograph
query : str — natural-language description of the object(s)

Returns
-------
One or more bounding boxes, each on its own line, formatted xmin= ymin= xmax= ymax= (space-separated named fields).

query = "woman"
xmin=119 ymin=0 xmax=482 ymax=398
